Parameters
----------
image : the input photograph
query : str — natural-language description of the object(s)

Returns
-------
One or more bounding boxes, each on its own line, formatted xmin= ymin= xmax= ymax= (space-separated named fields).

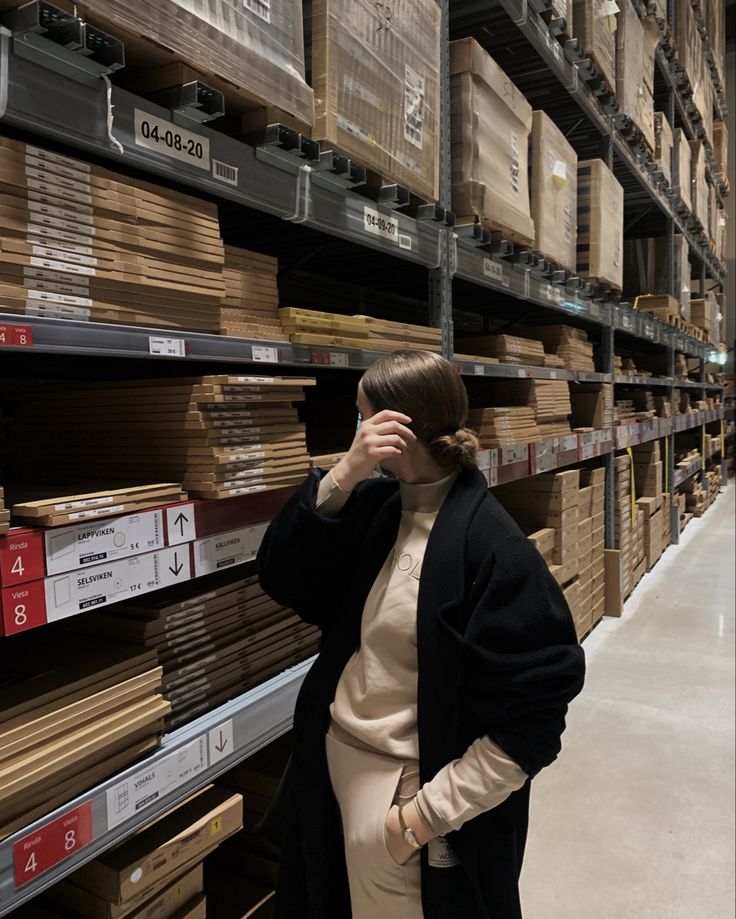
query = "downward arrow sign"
xmin=215 ymin=731 xmax=228 ymax=754
xmin=168 ymin=551 xmax=184 ymax=577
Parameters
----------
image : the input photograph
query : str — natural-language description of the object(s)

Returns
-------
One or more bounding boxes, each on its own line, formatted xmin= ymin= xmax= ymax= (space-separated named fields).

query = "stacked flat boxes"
xmin=633 ymin=442 xmax=664 ymax=507
xmin=632 ymin=502 xmax=646 ymax=589
xmin=636 ymin=495 xmax=665 ymax=571
xmin=496 ymin=470 xmax=584 ymax=633
xmin=605 ymin=453 xmax=633 ymax=617
xmin=578 ymin=468 xmax=606 ymax=630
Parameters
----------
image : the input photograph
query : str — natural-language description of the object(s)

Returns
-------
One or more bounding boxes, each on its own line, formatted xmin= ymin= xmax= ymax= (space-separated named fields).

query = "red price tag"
xmin=14 ymin=802 xmax=93 ymax=888
xmin=0 ymin=324 xmax=33 ymax=347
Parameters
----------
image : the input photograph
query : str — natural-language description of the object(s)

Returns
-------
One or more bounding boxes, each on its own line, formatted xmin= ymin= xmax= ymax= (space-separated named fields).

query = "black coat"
xmin=257 ymin=467 xmax=586 ymax=919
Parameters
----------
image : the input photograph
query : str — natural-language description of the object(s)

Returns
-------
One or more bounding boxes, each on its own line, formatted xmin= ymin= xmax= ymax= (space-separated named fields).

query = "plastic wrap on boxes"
xmin=654 ymin=112 xmax=673 ymax=186
xmin=689 ymin=141 xmax=708 ymax=227
xmin=67 ymin=0 xmax=314 ymax=125
xmin=305 ymin=0 xmax=440 ymax=202
xmin=450 ymin=38 xmax=534 ymax=245
xmin=673 ymin=129 xmax=693 ymax=213
xmin=576 ymin=159 xmax=624 ymax=290
xmin=573 ymin=0 xmax=617 ymax=95
xmin=713 ymin=122 xmax=728 ymax=179
xmin=530 ymin=111 xmax=577 ymax=273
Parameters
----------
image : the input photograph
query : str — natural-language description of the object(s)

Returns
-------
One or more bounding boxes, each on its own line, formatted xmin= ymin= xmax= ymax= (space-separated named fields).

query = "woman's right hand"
xmin=332 ymin=410 xmax=416 ymax=493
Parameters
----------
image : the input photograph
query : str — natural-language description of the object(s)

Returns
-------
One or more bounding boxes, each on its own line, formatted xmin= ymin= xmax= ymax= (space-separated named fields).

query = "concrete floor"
xmin=521 ymin=484 xmax=736 ymax=919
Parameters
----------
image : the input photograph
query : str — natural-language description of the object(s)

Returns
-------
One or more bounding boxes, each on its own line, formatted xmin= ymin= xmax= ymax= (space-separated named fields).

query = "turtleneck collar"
xmin=399 ymin=468 xmax=460 ymax=513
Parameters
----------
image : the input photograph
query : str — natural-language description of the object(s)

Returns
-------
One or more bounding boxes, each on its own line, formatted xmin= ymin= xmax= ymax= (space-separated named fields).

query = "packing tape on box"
xmin=626 ymin=446 xmax=637 ymax=523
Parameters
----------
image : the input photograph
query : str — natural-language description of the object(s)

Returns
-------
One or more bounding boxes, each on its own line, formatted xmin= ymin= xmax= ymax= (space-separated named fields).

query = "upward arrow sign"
xmin=173 ymin=512 xmax=189 ymax=537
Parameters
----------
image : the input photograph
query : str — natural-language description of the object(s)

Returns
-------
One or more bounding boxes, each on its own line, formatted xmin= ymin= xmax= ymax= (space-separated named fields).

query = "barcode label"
xmin=213 ymin=159 xmax=238 ymax=186
xmin=149 ymin=336 xmax=187 ymax=357
xmin=241 ymin=0 xmax=270 ymax=22
xmin=252 ymin=346 xmax=278 ymax=363
xmin=404 ymin=65 xmax=425 ymax=150
xmin=330 ymin=352 xmax=349 ymax=367
xmin=399 ymin=234 xmax=412 ymax=250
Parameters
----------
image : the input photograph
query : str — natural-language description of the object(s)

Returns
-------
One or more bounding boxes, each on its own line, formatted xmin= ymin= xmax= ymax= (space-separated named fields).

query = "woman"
xmin=258 ymin=350 xmax=586 ymax=918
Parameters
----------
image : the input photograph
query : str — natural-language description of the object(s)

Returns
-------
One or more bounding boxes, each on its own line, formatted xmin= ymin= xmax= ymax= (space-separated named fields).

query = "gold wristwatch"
xmin=398 ymin=806 xmax=423 ymax=850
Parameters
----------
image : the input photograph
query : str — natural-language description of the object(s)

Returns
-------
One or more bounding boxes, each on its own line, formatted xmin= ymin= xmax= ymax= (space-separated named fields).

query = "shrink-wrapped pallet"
xmin=52 ymin=0 xmax=314 ymax=125
xmin=689 ymin=141 xmax=709 ymax=228
xmin=572 ymin=0 xmax=617 ymax=96
xmin=616 ymin=0 xmax=654 ymax=151
xmin=450 ymin=38 xmax=534 ymax=245
xmin=654 ymin=112 xmax=673 ymax=186
xmin=305 ymin=0 xmax=440 ymax=201
xmin=530 ymin=111 xmax=577 ymax=273
xmin=576 ymin=159 xmax=624 ymax=290
xmin=673 ymin=129 xmax=693 ymax=213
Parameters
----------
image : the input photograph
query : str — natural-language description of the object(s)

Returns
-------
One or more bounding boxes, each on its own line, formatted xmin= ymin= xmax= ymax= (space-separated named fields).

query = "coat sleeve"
xmin=458 ymin=534 xmax=586 ymax=780
xmin=257 ymin=468 xmax=365 ymax=627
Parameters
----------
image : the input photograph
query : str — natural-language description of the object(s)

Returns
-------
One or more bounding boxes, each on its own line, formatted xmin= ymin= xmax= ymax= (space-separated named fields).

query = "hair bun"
xmin=429 ymin=426 xmax=480 ymax=469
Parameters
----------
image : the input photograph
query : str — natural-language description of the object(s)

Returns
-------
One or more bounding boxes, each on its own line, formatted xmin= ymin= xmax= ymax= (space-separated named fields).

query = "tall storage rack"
xmin=0 ymin=0 xmax=729 ymax=913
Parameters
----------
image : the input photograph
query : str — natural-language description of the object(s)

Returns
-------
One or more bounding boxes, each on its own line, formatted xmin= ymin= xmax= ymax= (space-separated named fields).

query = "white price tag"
xmin=149 ymin=336 xmax=186 ymax=357
xmin=252 ymin=345 xmax=278 ymax=363
xmin=482 ymin=258 xmax=510 ymax=288
xmin=517 ymin=368 xmax=528 ymax=378
xmin=549 ymin=371 xmax=558 ymax=379
xmin=474 ymin=364 xmax=485 ymax=376
xmin=363 ymin=205 xmax=399 ymax=242
xmin=330 ymin=352 xmax=349 ymax=367
xmin=208 ymin=720 xmax=235 ymax=765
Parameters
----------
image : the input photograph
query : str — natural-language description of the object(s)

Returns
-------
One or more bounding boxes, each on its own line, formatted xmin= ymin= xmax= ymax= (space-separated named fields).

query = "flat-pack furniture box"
xmin=576 ymin=159 xmax=624 ymax=290
xmin=573 ymin=0 xmax=617 ymax=96
xmin=305 ymin=0 xmax=441 ymax=201
xmin=654 ymin=112 xmax=674 ymax=186
xmin=689 ymin=140 xmax=709 ymax=228
xmin=673 ymin=129 xmax=693 ymax=213
xmin=51 ymin=0 xmax=314 ymax=125
xmin=450 ymin=38 xmax=535 ymax=245
xmin=616 ymin=0 xmax=654 ymax=151
xmin=713 ymin=122 xmax=728 ymax=180
xmin=530 ymin=111 xmax=578 ymax=273
xmin=674 ymin=0 xmax=713 ymax=147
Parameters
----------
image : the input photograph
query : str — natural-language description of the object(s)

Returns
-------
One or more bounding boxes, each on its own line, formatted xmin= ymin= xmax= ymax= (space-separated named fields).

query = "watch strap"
xmin=398 ymin=805 xmax=423 ymax=850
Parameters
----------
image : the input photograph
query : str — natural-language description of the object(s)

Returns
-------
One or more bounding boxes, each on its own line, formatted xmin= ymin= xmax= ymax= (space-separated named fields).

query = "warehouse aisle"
xmin=521 ymin=485 xmax=736 ymax=919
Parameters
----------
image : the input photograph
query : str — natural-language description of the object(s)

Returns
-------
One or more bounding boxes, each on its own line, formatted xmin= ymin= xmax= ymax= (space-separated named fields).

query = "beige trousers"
xmin=326 ymin=727 xmax=424 ymax=919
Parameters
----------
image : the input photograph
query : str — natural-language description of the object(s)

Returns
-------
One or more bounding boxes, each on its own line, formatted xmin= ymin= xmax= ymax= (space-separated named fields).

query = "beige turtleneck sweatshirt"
xmin=316 ymin=469 xmax=528 ymax=838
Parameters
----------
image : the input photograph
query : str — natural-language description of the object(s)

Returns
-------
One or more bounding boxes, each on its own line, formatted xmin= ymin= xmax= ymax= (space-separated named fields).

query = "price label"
xmin=474 ymin=364 xmax=485 ymax=376
xmin=517 ymin=368 xmax=528 ymax=378
xmin=482 ymin=258 xmax=510 ymax=288
xmin=252 ymin=345 xmax=278 ymax=363
xmin=549 ymin=371 xmax=558 ymax=379
xmin=363 ymin=206 xmax=399 ymax=243
xmin=14 ymin=802 xmax=93 ymax=888
xmin=149 ymin=336 xmax=187 ymax=357
xmin=134 ymin=110 xmax=210 ymax=170
xmin=330 ymin=352 xmax=349 ymax=367
xmin=0 ymin=324 xmax=33 ymax=347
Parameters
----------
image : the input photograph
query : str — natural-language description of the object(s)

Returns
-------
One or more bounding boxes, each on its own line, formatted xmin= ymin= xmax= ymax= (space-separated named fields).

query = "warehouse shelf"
xmin=688 ymin=0 xmax=728 ymax=121
xmin=0 ymin=35 xmax=447 ymax=270
xmin=0 ymin=313 xmax=391 ymax=369
xmin=0 ymin=658 xmax=314 ymax=916
xmin=477 ymin=0 xmax=726 ymax=285
xmin=455 ymin=360 xmax=609 ymax=383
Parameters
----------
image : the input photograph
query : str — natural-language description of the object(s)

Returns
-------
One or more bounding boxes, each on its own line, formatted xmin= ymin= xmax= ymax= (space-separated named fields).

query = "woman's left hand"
xmin=384 ymin=806 xmax=415 ymax=865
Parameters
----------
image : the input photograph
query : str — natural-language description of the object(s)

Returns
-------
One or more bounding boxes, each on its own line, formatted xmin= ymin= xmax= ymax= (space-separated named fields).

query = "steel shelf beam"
xmin=0 ymin=659 xmax=314 ymax=916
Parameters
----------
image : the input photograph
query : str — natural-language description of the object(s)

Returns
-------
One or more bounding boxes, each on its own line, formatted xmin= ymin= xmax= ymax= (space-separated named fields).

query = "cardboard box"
xmin=578 ymin=515 xmax=593 ymax=541
xmin=528 ymin=527 xmax=556 ymax=559
xmin=306 ymin=0 xmax=440 ymax=201
xmin=673 ymin=129 xmax=693 ymax=212
xmin=450 ymin=38 xmax=534 ymax=243
xmin=713 ymin=121 xmax=728 ymax=179
xmin=616 ymin=0 xmax=655 ymax=150
xmin=573 ymin=0 xmax=617 ymax=95
xmin=577 ymin=160 xmax=624 ymax=289
xmin=530 ymin=111 xmax=577 ymax=273
xmin=654 ymin=113 xmax=674 ymax=186
xmin=72 ymin=787 xmax=243 ymax=905
xmin=689 ymin=141 xmax=709 ymax=227
xmin=604 ymin=549 xmax=625 ymax=618
xmin=65 ymin=1 xmax=313 ymax=125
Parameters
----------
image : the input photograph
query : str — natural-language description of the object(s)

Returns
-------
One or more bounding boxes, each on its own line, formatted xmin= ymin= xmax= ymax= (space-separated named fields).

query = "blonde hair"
xmin=361 ymin=350 xmax=479 ymax=469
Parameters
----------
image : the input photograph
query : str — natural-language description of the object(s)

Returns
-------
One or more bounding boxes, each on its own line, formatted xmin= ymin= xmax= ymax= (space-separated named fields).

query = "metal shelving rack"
xmin=0 ymin=0 xmax=728 ymax=912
